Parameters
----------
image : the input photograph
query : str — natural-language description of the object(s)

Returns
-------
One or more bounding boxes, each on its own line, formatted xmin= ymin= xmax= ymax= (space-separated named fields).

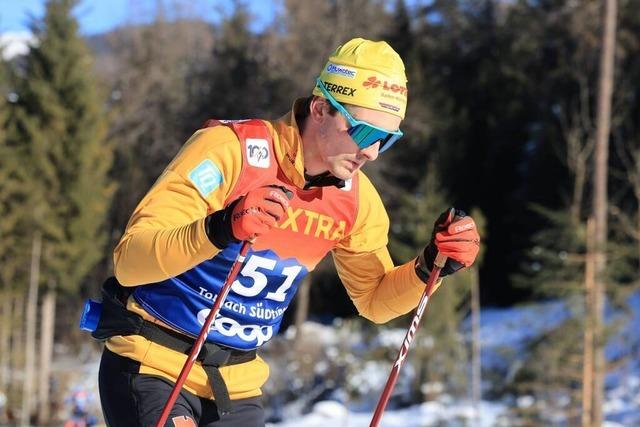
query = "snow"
xmin=269 ymin=290 xmax=640 ymax=426
xmin=271 ymin=399 xmax=509 ymax=427
xmin=0 ymin=31 xmax=34 ymax=59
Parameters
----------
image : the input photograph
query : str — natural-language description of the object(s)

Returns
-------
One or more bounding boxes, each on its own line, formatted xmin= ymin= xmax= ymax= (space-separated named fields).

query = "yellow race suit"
xmin=107 ymin=99 xmax=437 ymax=401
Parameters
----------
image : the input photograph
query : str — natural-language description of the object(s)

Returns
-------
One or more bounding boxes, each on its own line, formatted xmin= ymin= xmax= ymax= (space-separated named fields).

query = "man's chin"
xmin=332 ymin=168 xmax=356 ymax=181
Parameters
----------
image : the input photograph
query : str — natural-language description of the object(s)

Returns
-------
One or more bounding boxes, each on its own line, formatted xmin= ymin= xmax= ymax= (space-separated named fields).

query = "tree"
xmin=102 ymin=8 xmax=214 ymax=267
xmin=0 ymin=43 xmax=32 ymax=423
xmin=590 ymin=0 xmax=617 ymax=423
xmin=609 ymin=0 xmax=640 ymax=289
xmin=12 ymin=0 xmax=114 ymax=422
xmin=192 ymin=1 xmax=272 ymax=119
xmin=269 ymin=0 xmax=390 ymax=102
xmin=409 ymin=0 xmax=537 ymax=305
xmin=0 ymin=46 xmax=10 ymax=397
xmin=468 ymin=208 xmax=487 ymax=420
xmin=388 ymin=166 xmax=471 ymax=401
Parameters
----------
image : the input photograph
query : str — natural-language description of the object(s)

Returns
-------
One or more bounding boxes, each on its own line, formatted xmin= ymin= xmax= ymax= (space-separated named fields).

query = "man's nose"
xmin=359 ymin=141 xmax=380 ymax=161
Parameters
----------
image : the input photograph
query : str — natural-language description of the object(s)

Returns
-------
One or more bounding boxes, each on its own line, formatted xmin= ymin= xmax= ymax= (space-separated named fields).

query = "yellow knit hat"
xmin=312 ymin=38 xmax=408 ymax=119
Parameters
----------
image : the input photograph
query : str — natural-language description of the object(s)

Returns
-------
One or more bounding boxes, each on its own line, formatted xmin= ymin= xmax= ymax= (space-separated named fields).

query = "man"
xmin=96 ymin=38 xmax=480 ymax=427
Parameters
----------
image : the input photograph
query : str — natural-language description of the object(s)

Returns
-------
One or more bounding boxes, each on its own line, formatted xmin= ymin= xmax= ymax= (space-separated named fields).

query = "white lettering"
xmin=394 ymin=295 xmax=430 ymax=369
xmin=197 ymin=310 xmax=274 ymax=347
xmin=249 ymin=305 xmax=287 ymax=320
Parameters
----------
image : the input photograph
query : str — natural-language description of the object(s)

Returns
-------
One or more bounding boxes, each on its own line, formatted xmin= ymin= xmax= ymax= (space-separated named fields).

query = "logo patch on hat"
xmin=363 ymin=76 xmax=381 ymax=88
xmin=188 ymin=159 xmax=223 ymax=197
xmin=379 ymin=102 xmax=400 ymax=112
xmin=326 ymin=62 xmax=357 ymax=79
xmin=246 ymin=138 xmax=270 ymax=168
xmin=322 ymin=81 xmax=357 ymax=97
xmin=363 ymin=76 xmax=408 ymax=97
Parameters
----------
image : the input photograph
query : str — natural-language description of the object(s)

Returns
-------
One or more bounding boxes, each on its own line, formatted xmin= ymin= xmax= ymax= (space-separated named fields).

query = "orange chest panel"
xmin=221 ymin=119 xmax=359 ymax=270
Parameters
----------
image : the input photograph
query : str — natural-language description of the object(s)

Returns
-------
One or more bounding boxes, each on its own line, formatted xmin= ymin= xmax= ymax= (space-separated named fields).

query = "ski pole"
xmin=369 ymin=251 xmax=448 ymax=427
xmin=155 ymin=240 xmax=253 ymax=427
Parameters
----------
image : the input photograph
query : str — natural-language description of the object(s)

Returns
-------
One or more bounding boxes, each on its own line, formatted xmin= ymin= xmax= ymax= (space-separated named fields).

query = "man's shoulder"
xmin=177 ymin=125 xmax=243 ymax=160
xmin=166 ymin=124 xmax=244 ymax=177
xmin=354 ymin=170 xmax=387 ymax=213
xmin=355 ymin=170 xmax=380 ymax=194
xmin=189 ymin=124 xmax=241 ymax=147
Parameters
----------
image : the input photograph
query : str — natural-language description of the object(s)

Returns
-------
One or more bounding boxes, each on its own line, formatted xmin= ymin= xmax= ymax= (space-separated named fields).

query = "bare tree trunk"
xmin=0 ymin=288 xmax=11 ymax=392
xmin=582 ymin=218 xmax=595 ymax=427
xmin=592 ymin=0 xmax=617 ymax=424
xmin=37 ymin=287 xmax=56 ymax=425
xmin=293 ymin=276 xmax=311 ymax=346
xmin=0 ymin=288 xmax=13 ymax=423
xmin=10 ymin=292 xmax=24 ymax=421
xmin=21 ymin=232 xmax=41 ymax=427
xmin=470 ymin=265 xmax=481 ymax=421
xmin=570 ymin=141 xmax=589 ymax=224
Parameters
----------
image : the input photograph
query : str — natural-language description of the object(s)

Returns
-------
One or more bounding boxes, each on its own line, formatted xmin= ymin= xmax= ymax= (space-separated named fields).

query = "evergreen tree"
xmin=0 ymin=50 xmax=24 ymax=288
xmin=264 ymin=0 xmax=391 ymax=120
xmin=13 ymin=0 xmax=114 ymax=294
xmin=0 ymin=43 xmax=29 ymax=412
xmin=510 ymin=207 xmax=587 ymax=424
xmin=507 ymin=0 xmax=637 ymax=422
xmin=10 ymin=3 xmax=115 ymax=416
xmin=610 ymin=0 xmax=640 ymax=289
xmin=410 ymin=0 xmax=541 ymax=305
xmin=199 ymin=2 xmax=264 ymax=118
xmin=103 ymin=10 xmax=214 ymax=264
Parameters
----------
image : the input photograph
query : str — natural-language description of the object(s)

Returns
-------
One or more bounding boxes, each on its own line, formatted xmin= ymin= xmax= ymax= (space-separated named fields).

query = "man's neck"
xmin=303 ymin=171 xmax=345 ymax=189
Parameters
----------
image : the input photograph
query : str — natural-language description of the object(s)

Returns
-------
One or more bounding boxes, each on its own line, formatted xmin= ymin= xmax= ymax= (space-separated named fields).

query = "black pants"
xmin=99 ymin=348 xmax=265 ymax=427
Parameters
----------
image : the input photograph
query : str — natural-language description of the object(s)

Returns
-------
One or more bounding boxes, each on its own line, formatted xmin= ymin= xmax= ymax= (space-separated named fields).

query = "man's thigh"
xmin=99 ymin=349 xmax=198 ymax=427
xmin=199 ymin=397 xmax=264 ymax=427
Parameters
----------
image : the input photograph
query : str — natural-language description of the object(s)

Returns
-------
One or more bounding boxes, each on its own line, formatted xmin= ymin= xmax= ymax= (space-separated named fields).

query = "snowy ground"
xmin=49 ymin=291 xmax=639 ymax=427
xmin=267 ymin=290 xmax=640 ymax=427
xmin=270 ymin=399 xmax=510 ymax=427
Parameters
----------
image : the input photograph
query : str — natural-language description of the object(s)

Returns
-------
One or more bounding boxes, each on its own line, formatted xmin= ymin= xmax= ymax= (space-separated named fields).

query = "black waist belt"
xmin=92 ymin=277 xmax=256 ymax=416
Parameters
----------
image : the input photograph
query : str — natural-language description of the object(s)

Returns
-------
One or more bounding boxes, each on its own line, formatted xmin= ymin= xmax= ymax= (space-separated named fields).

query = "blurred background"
xmin=0 ymin=0 xmax=638 ymax=425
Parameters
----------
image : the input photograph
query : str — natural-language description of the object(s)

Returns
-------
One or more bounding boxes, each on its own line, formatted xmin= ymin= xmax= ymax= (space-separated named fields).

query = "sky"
xmin=0 ymin=0 xmax=279 ymax=35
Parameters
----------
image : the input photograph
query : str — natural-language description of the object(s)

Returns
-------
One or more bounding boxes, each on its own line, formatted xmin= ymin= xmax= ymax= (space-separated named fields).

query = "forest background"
xmin=0 ymin=0 xmax=638 ymax=425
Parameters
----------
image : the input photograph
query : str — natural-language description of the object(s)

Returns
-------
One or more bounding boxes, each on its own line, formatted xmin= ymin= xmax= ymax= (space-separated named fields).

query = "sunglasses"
xmin=316 ymin=78 xmax=403 ymax=153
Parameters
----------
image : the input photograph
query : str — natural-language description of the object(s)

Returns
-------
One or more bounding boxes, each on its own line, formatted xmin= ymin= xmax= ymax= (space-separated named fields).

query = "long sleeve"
xmin=333 ymin=172 xmax=442 ymax=323
xmin=113 ymin=126 xmax=243 ymax=285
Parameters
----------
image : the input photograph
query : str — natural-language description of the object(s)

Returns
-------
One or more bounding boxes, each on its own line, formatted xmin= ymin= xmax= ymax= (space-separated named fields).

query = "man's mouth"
xmin=347 ymin=160 xmax=361 ymax=171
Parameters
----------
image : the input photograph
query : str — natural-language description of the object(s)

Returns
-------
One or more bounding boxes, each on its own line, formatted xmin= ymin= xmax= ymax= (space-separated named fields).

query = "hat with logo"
xmin=312 ymin=38 xmax=408 ymax=119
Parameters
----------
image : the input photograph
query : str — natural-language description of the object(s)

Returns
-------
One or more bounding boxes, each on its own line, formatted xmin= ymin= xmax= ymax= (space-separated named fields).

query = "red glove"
xmin=230 ymin=186 xmax=291 ymax=241
xmin=205 ymin=186 xmax=292 ymax=248
xmin=416 ymin=208 xmax=480 ymax=279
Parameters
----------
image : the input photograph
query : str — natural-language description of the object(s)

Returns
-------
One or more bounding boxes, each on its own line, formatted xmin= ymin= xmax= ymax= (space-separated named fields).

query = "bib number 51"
xmin=231 ymin=254 xmax=302 ymax=302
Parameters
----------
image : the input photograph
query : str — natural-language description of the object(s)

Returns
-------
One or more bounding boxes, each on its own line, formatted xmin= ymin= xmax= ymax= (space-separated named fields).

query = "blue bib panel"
xmin=133 ymin=242 xmax=308 ymax=350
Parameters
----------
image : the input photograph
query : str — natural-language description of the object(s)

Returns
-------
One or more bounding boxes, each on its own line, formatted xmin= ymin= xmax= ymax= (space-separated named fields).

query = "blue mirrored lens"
xmin=348 ymin=125 xmax=400 ymax=152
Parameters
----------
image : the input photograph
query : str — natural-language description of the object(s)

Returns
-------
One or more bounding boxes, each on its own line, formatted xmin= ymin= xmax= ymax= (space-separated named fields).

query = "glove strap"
xmin=415 ymin=246 xmax=434 ymax=283
xmin=205 ymin=199 xmax=241 ymax=249
xmin=414 ymin=258 xmax=431 ymax=283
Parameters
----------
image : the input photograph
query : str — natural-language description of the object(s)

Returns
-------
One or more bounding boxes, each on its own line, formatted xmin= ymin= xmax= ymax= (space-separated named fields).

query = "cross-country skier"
xmin=95 ymin=38 xmax=480 ymax=427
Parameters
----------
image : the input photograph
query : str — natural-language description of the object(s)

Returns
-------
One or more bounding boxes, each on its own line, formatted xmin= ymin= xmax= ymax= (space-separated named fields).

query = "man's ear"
xmin=309 ymin=96 xmax=330 ymax=122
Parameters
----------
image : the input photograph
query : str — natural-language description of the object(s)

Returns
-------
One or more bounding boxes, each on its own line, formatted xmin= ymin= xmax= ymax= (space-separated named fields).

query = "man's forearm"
xmin=114 ymin=218 xmax=219 ymax=286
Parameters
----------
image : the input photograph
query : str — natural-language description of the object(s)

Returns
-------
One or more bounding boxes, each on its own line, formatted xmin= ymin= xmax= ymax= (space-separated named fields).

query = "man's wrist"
xmin=414 ymin=255 xmax=431 ymax=283
xmin=205 ymin=201 xmax=240 ymax=249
